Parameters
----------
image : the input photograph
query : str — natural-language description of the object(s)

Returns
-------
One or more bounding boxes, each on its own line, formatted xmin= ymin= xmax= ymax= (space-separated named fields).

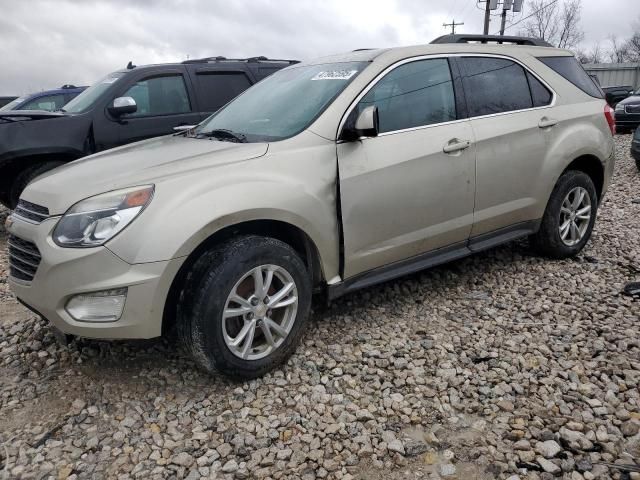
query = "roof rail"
xmin=182 ymin=56 xmax=299 ymax=65
xmin=430 ymin=34 xmax=553 ymax=47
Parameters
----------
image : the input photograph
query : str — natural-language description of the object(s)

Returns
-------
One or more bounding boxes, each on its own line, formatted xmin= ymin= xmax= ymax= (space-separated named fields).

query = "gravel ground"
xmin=0 ymin=135 xmax=638 ymax=480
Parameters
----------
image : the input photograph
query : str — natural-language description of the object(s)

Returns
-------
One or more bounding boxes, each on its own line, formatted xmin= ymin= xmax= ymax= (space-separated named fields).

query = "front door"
xmin=337 ymin=57 xmax=476 ymax=278
xmin=111 ymin=70 xmax=201 ymax=146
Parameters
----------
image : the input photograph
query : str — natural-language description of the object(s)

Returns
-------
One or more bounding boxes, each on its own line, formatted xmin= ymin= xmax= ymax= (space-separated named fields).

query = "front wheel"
xmin=177 ymin=236 xmax=312 ymax=379
xmin=530 ymin=170 xmax=598 ymax=259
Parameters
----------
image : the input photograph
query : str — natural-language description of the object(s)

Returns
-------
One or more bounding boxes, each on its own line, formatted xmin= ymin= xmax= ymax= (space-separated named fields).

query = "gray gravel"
xmin=0 ymin=135 xmax=639 ymax=480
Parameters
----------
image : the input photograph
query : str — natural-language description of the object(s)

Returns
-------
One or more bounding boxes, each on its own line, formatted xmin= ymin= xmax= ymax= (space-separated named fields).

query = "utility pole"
xmin=500 ymin=0 xmax=514 ymax=35
xmin=483 ymin=1 xmax=492 ymax=34
xmin=499 ymin=9 xmax=507 ymax=35
xmin=443 ymin=19 xmax=464 ymax=34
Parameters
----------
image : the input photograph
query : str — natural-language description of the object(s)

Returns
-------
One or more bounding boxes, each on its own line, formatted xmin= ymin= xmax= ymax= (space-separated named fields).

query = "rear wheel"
xmin=177 ymin=235 xmax=312 ymax=378
xmin=530 ymin=171 xmax=598 ymax=259
xmin=9 ymin=161 xmax=65 ymax=209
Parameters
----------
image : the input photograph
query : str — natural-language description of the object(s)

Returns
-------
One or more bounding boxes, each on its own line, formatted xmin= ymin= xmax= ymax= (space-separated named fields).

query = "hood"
xmin=617 ymin=95 xmax=640 ymax=106
xmin=0 ymin=110 xmax=66 ymax=121
xmin=23 ymin=134 xmax=268 ymax=214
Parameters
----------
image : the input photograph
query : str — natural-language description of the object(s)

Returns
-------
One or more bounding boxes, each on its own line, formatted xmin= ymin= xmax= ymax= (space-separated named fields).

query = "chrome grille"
xmin=14 ymin=199 xmax=50 ymax=224
xmin=625 ymin=104 xmax=640 ymax=114
xmin=8 ymin=234 xmax=41 ymax=282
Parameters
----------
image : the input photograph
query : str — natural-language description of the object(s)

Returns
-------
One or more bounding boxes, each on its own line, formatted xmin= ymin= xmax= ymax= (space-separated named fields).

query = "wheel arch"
xmin=161 ymin=219 xmax=325 ymax=336
xmin=561 ymin=154 xmax=605 ymax=202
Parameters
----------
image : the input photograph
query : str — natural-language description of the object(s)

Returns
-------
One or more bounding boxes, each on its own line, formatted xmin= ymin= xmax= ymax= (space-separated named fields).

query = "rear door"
xmin=454 ymin=56 xmax=555 ymax=238
xmin=110 ymin=68 xmax=202 ymax=145
xmin=188 ymin=67 xmax=255 ymax=120
xmin=337 ymin=57 xmax=476 ymax=278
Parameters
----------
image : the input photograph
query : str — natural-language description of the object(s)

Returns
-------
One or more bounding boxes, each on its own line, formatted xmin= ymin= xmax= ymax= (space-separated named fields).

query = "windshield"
xmin=0 ymin=96 xmax=26 ymax=111
xmin=63 ymin=72 xmax=124 ymax=113
xmin=195 ymin=61 xmax=368 ymax=142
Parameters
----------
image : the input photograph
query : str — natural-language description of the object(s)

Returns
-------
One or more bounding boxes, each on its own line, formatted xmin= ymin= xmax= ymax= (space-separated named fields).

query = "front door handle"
xmin=443 ymin=138 xmax=471 ymax=154
xmin=538 ymin=117 xmax=558 ymax=128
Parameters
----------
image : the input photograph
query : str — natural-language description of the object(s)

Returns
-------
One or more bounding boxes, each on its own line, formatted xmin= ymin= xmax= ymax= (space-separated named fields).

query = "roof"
xmin=299 ymin=42 xmax=572 ymax=67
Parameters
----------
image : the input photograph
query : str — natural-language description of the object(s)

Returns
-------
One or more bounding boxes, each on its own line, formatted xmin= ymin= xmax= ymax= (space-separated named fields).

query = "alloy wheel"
xmin=222 ymin=264 xmax=298 ymax=360
xmin=558 ymin=186 xmax=592 ymax=246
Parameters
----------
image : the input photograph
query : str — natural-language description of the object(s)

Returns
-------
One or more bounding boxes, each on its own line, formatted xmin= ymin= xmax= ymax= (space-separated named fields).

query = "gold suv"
xmin=7 ymin=35 xmax=615 ymax=378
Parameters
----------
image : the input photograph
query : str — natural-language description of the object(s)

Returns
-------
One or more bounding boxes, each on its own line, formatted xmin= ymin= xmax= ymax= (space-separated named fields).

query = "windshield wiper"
xmin=196 ymin=129 xmax=247 ymax=143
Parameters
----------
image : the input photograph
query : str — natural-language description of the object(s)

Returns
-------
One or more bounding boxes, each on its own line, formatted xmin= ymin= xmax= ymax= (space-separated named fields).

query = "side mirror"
xmin=342 ymin=105 xmax=379 ymax=141
xmin=109 ymin=96 xmax=137 ymax=116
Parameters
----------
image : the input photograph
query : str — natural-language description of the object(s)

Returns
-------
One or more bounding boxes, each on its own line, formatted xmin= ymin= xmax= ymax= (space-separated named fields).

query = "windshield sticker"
xmin=311 ymin=70 xmax=358 ymax=81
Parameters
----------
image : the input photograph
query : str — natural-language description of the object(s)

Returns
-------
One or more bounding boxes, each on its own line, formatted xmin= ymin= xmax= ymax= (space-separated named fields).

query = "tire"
xmin=177 ymin=235 xmax=312 ymax=379
xmin=9 ymin=161 xmax=65 ymax=209
xmin=635 ymin=155 xmax=640 ymax=172
xmin=530 ymin=170 xmax=598 ymax=259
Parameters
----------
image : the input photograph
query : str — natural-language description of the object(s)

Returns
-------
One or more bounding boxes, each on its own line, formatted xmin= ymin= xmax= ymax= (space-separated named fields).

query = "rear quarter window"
xmin=538 ymin=56 xmax=603 ymax=99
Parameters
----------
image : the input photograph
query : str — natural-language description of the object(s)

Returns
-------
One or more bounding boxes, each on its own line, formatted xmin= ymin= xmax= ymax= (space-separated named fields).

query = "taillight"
xmin=604 ymin=104 xmax=615 ymax=136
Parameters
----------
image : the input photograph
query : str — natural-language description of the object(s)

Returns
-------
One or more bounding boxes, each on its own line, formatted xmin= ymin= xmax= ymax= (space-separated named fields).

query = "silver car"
xmin=7 ymin=36 xmax=615 ymax=378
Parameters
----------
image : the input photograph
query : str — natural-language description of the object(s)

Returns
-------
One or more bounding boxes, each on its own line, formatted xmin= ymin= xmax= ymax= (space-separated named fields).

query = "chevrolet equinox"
xmin=7 ymin=36 xmax=616 ymax=378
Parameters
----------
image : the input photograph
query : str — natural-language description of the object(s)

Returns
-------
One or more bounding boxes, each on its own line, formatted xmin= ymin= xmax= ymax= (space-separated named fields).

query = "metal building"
xmin=583 ymin=63 xmax=640 ymax=89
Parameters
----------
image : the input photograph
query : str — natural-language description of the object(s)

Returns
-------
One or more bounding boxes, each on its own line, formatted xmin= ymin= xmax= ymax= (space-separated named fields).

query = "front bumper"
xmin=614 ymin=112 xmax=640 ymax=129
xmin=7 ymin=215 xmax=184 ymax=339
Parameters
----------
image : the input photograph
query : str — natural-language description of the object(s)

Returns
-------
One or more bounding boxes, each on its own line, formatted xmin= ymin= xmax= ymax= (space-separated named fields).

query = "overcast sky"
xmin=1 ymin=0 xmax=639 ymax=95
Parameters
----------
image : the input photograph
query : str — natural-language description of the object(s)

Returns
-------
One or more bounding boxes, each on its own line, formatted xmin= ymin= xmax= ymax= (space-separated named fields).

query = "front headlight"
xmin=615 ymin=103 xmax=625 ymax=112
xmin=53 ymin=185 xmax=154 ymax=248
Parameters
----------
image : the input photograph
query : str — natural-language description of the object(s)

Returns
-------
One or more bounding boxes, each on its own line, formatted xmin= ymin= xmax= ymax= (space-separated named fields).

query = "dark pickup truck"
xmin=0 ymin=56 xmax=297 ymax=208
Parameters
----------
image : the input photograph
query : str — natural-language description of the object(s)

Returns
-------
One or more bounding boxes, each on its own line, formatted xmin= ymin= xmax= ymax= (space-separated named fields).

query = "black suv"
xmin=0 ymin=56 xmax=297 ymax=208
xmin=602 ymin=85 xmax=634 ymax=107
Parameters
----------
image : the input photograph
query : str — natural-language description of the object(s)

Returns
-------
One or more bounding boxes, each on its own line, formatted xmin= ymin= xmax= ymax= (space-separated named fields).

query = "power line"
xmin=495 ymin=0 xmax=559 ymax=34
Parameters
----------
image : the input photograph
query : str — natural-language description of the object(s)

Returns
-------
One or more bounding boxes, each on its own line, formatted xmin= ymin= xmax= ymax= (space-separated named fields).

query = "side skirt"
xmin=327 ymin=220 xmax=540 ymax=301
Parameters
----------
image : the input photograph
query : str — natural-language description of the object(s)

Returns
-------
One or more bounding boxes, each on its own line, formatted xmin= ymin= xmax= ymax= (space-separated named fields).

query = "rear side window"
xmin=458 ymin=57 xmax=532 ymax=117
xmin=195 ymin=72 xmax=252 ymax=112
xmin=538 ymin=56 xmax=603 ymax=98
xmin=526 ymin=71 xmax=553 ymax=107
xmin=357 ymin=58 xmax=456 ymax=133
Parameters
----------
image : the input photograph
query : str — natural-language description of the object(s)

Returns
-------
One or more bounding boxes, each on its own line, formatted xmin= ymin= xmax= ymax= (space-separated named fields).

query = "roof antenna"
xmin=126 ymin=61 xmax=136 ymax=70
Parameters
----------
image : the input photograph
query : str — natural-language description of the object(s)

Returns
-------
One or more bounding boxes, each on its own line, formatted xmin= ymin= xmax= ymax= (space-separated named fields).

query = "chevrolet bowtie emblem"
xmin=4 ymin=215 xmax=14 ymax=230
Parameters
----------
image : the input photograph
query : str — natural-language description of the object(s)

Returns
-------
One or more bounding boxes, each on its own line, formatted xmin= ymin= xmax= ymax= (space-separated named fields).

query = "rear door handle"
xmin=538 ymin=117 xmax=558 ymax=128
xmin=443 ymin=138 xmax=471 ymax=154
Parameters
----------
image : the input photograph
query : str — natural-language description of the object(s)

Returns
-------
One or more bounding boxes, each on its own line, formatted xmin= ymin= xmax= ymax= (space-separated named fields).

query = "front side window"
xmin=357 ymin=58 xmax=456 ymax=133
xmin=122 ymin=75 xmax=191 ymax=117
xmin=196 ymin=61 xmax=367 ymax=142
xmin=459 ymin=57 xmax=533 ymax=117
xmin=21 ymin=94 xmax=67 ymax=111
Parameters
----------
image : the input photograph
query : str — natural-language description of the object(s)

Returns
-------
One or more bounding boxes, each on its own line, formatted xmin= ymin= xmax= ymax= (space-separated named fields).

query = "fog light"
xmin=65 ymin=288 xmax=127 ymax=322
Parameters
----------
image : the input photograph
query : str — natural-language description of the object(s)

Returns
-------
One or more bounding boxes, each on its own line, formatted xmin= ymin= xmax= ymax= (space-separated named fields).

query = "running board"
xmin=328 ymin=220 xmax=539 ymax=301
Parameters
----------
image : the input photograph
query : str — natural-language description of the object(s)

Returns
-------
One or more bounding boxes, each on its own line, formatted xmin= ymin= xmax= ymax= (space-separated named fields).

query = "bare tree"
xmin=575 ymin=43 xmax=603 ymax=64
xmin=625 ymin=33 xmax=640 ymax=62
xmin=520 ymin=0 xmax=584 ymax=50
xmin=557 ymin=0 xmax=584 ymax=49
xmin=607 ymin=35 xmax=628 ymax=63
